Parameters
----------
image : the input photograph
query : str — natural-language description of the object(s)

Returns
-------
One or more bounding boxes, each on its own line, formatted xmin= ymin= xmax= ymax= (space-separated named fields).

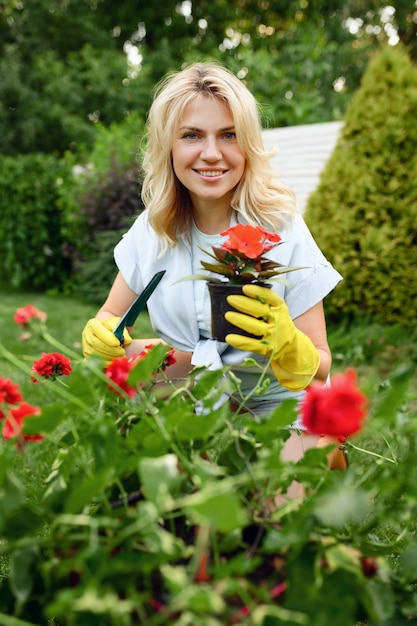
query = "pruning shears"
xmin=112 ymin=270 xmax=166 ymax=344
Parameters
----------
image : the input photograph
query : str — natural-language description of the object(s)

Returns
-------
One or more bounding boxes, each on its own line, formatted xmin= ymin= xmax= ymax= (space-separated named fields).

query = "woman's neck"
xmin=192 ymin=208 xmax=234 ymax=235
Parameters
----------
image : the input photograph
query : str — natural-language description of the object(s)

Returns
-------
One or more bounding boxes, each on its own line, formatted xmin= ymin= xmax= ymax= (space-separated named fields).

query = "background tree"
xmin=304 ymin=44 xmax=417 ymax=326
xmin=0 ymin=0 xmax=154 ymax=154
xmin=1 ymin=0 xmax=416 ymax=155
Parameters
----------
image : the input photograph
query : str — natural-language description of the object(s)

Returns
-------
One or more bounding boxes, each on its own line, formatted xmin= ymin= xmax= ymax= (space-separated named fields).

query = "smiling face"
xmin=172 ymin=96 xmax=246 ymax=215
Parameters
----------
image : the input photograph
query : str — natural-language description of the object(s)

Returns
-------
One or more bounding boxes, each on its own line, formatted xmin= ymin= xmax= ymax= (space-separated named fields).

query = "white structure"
xmin=261 ymin=121 xmax=343 ymax=214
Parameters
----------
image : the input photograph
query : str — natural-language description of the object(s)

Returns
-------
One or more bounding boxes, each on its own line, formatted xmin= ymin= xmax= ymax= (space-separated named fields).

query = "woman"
xmin=82 ymin=62 xmax=342 ymax=470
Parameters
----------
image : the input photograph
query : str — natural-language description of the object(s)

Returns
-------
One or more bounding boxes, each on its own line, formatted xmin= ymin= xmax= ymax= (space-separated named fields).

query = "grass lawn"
xmin=0 ymin=289 xmax=154 ymax=394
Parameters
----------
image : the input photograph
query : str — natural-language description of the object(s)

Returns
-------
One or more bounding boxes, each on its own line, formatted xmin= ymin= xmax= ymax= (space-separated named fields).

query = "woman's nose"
xmin=201 ymin=137 xmax=221 ymax=161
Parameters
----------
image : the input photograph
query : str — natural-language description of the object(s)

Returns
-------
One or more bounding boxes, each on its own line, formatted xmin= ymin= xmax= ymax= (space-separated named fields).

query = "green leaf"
xmin=139 ymin=454 xmax=180 ymax=507
xmin=171 ymin=584 xmax=226 ymax=614
xmin=0 ymin=471 xmax=25 ymax=530
xmin=128 ymin=344 xmax=171 ymax=385
xmin=251 ymin=604 xmax=308 ymax=625
xmin=361 ymin=578 xmax=396 ymax=624
xmin=66 ymin=363 xmax=102 ymax=406
xmin=0 ymin=613 xmax=42 ymax=626
xmin=163 ymin=401 xmax=227 ymax=441
xmin=398 ymin=542 xmax=417 ymax=582
xmin=142 ymin=525 xmax=185 ymax=558
xmin=175 ymin=273 xmax=221 ymax=283
xmin=245 ymin=399 xmax=298 ymax=440
xmin=372 ymin=363 xmax=414 ymax=424
xmin=21 ymin=402 xmax=68 ymax=435
xmin=212 ymin=552 xmax=261 ymax=577
xmin=325 ymin=544 xmax=362 ymax=576
xmin=217 ymin=438 xmax=257 ymax=473
xmin=200 ymin=261 xmax=235 ymax=278
xmin=191 ymin=369 xmax=227 ymax=401
xmin=64 ymin=469 xmax=114 ymax=513
xmin=160 ymin=564 xmax=189 ymax=594
xmin=314 ymin=480 xmax=372 ymax=528
xmin=10 ymin=545 xmax=39 ymax=608
xmin=185 ymin=491 xmax=247 ymax=533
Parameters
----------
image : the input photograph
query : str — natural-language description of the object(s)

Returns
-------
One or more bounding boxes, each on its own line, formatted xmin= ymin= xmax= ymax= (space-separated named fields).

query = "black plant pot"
xmin=208 ymin=282 xmax=271 ymax=342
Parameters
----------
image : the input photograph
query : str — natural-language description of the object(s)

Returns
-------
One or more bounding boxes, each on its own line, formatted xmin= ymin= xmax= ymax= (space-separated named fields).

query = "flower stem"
xmin=345 ymin=440 xmax=397 ymax=465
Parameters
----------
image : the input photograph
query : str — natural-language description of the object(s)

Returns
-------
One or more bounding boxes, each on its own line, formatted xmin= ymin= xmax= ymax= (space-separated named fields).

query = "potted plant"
xmin=184 ymin=223 xmax=303 ymax=341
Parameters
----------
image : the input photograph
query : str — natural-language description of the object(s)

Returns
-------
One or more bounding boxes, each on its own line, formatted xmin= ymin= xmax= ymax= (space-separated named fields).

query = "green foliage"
xmin=304 ymin=45 xmax=417 ymax=325
xmin=328 ymin=316 xmax=417 ymax=378
xmin=0 ymin=2 xmax=153 ymax=156
xmin=75 ymin=224 xmax=135 ymax=305
xmin=0 ymin=153 xmax=75 ymax=291
xmin=0 ymin=112 xmax=145 ymax=296
xmin=225 ymin=26 xmax=352 ymax=128
xmin=0 ymin=305 xmax=417 ymax=625
xmin=3 ymin=0 xmax=416 ymax=154
xmin=61 ymin=112 xmax=145 ymax=303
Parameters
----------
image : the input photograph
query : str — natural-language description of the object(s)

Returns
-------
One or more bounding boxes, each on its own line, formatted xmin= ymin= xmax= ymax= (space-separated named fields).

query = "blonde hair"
xmin=141 ymin=62 xmax=296 ymax=250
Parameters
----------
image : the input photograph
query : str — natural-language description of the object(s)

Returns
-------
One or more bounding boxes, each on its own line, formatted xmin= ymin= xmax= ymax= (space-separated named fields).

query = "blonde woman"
xmin=82 ymin=62 xmax=342 ymax=471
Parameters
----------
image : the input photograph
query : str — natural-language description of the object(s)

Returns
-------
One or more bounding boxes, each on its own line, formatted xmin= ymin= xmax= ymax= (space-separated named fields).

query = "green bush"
xmin=58 ymin=113 xmax=145 ymax=303
xmin=0 ymin=153 xmax=75 ymax=291
xmin=304 ymin=44 xmax=417 ymax=325
xmin=70 ymin=166 xmax=144 ymax=304
xmin=0 ymin=112 xmax=145 ymax=297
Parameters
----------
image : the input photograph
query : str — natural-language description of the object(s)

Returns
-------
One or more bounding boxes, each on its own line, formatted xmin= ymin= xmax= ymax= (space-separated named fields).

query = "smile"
xmin=196 ymin=170 xmax=225 ymax=178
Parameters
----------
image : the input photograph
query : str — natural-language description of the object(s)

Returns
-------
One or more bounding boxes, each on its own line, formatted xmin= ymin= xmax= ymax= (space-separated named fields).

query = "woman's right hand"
xmin=82 ymin=317 xmax=133 ymax=364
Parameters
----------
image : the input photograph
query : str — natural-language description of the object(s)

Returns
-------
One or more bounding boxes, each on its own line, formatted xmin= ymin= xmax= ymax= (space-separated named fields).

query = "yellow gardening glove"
xmin=224 ymin=284 xmax=320 ymax=392
xmin=82 ymin=317 xmax=133 ymax=364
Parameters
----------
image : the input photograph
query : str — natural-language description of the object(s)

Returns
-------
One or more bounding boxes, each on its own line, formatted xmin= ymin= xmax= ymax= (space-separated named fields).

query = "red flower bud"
xmin=361 ymin=557 xmax=378 ymax=578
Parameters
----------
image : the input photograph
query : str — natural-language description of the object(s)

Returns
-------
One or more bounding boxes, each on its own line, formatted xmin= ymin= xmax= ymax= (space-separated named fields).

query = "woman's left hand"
xmin=224 ymin=284 xmax=320 ymax=391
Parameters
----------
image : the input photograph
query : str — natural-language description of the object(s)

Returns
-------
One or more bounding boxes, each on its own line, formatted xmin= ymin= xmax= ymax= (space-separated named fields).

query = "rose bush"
xmin=0 ymin=306 xmax=416 ymax=625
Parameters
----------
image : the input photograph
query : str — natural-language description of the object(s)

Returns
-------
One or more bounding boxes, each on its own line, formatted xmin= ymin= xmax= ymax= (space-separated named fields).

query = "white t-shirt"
xmin=114 ymin=209 xmax=342 ymax=415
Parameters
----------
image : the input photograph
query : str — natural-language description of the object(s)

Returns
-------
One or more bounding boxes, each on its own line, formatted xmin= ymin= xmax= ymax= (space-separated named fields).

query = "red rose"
xmin=105 ymin=356 xmax=137 ymax=397
xmin=31 ymin=352 xmax=72 ymax=382
xmin=300 ymin=369 xmax=367 ymax=439
xmin=0 ymin=377 xmax=23 ymax=406
xmin=3 ymin=402 xmax=42 ymax=441
xmin=13 ymin=304 xmax=47 ymax=328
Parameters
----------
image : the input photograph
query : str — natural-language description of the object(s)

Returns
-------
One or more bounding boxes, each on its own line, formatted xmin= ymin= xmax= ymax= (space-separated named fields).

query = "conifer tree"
xmin=304 ymin=44 xmax=417 ymax=325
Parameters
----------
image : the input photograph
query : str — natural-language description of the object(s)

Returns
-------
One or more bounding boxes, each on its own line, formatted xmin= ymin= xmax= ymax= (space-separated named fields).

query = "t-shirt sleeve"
xmin=113 ymin=213 xmax=150 ymax=294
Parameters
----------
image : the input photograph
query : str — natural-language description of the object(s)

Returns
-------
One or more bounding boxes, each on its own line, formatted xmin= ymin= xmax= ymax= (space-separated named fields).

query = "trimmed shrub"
xmin=0 ymin=153 xmax=74 ymax=290
xmin=304 ymin=44 xmax=417 ymax=325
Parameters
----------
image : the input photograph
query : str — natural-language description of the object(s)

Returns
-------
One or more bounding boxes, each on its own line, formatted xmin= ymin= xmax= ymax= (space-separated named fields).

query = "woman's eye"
xmin=223 ymin=132 xmax=237 ymax=141
xmin=183 ymin=132 xmax=199 ymax=140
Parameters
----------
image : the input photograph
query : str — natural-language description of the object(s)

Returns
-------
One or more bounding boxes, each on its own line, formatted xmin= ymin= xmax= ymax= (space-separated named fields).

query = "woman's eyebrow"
xmin=178 ymin=125 xmax=236 ymax=132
